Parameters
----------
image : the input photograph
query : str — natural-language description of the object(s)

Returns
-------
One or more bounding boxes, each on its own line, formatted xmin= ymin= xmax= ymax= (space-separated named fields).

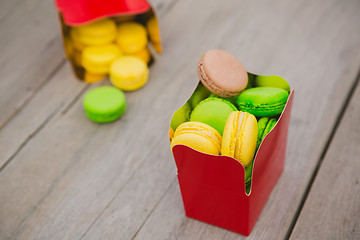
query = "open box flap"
xmin=55 ymin=0 xmax=150 ymax=25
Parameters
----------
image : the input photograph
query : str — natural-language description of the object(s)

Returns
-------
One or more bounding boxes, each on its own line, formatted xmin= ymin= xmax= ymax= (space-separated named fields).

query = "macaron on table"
xmin=55 ymin=0 xmax=162 ymax=123
xmin=169 ymin=49 xmax=294 ymax=235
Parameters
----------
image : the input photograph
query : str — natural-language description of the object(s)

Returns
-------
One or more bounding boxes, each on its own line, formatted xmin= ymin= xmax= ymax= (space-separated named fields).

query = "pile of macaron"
xmin=67 ymin=16 xmax=160 ymax=86
xmin=68 ymin=16 xmax=160 ymax=123
xmin=169 ymin=49 xmax=290 ymax=191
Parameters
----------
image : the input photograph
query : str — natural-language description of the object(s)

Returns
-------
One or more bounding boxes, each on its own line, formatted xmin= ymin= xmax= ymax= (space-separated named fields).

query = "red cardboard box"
xmin=54 ymin=0 xmax=162 ymax=82
xmin=171 ymin=77 xmax=294 ymax=236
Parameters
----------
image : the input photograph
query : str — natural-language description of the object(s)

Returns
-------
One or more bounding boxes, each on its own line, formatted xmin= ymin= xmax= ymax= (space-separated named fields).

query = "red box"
xmin=171 ymin=81 xmax=294 ymax=236
xmin=54 ymin=0 xmax=162 ymax=82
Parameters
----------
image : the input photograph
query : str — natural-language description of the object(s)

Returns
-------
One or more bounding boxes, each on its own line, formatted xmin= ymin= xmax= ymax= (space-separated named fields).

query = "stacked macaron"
xmin=69 ymin=16 xmax=161 ymax=123
xmin=68 ymin=17 xmax=156 ymax=89
xmin=170 ymin=49 xmax=290 ymax=192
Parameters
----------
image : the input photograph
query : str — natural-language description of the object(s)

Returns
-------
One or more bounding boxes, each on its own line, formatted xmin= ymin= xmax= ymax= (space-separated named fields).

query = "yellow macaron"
xmin=70 ymin=18 xmax=117 ymax=46
xmin=221 ymin=111 xmax=258 ymax=167
xmin=110 ymin=56 xmax=149 ymax=91
xmin=169 ymin=126 xmax=174 ymax=142
xmin=84 ymin=72 xmax=107 ymax=83
xmin=127 ymin=47 xmax=151 ymax=64
xmin=146 ymin=17 xmax=161 ymax=43
xmin=81 ymin=44 xmax=122 ymax=74
xmin=116 ymin=22 xmax=148 ymax=54
xmin=170 ymin=122 xmax=221 ymax=155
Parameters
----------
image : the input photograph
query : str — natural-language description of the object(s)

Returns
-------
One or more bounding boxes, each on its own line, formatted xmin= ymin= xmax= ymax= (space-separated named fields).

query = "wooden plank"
xmin=0 ymin=0 xmax=359 ymax=240
xmin=130 ymin=0 xmax=360 ymax=239
xmin=0 ymin=0 xmax=178 ymax=239
xmin=0 ymin=63 xmax=86 ymax=168
xmin=289 ymin=79 xmax=360 ymax=239
xmin=0 ymin=0 xmax=65 ymax=129
xmin=0 ymin=0 xmax=173 ymax=170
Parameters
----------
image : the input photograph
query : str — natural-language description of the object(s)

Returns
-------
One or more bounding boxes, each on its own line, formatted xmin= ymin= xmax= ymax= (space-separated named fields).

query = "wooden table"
xmin=1 ymin=0 xmax=360 ymax=239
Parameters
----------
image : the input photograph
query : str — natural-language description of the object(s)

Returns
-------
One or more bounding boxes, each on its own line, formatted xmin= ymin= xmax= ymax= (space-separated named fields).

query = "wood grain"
xmin=0 ymin=0 xmax=360 ymax=239
xmin=131 ymin=0 xmax=360 ymax=239
xmin=0 ymin=64 xmax=86 ymax=168
xmin=0 ymin=0 xmax=65 ymax=129
xmin=0 ymin=0 xmax=178 ymax=239
xmin=289 ymin=78 xmax=360 ymax=239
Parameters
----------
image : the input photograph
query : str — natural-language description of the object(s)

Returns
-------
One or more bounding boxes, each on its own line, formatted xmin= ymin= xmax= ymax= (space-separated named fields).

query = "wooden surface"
xmin=0 ymin=0 xmax=360 ymax=239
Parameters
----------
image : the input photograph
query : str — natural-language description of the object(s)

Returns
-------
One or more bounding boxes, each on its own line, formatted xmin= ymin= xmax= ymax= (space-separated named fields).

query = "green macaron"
xmin=190 ymin=98 xmax=237 ymax=135
xmin=83 ymin=86 xmax=126 ymax=123
xmin=256 ymin=117 xmax=277 ymax=149
xmin=208 ymin=93 xmax=239 ymax=106
xmin=254 ymin=75 xmax=290 ymax=92
xmin=187 ymin=83 xmax=211 ymax=109
xmin=170 ymin=102 xmax=191 ymax=131
xmin=245 ymin=163 xmax=253 ymax=194
xmin=237 ymin=87 xmax=289 ymax=117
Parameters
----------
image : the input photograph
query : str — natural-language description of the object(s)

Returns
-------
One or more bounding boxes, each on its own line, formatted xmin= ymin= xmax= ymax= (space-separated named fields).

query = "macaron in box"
xmin=55 ymin=0 xmax=162 ymax=84
xmin=169 ymin=49 xmax=294 ymax=236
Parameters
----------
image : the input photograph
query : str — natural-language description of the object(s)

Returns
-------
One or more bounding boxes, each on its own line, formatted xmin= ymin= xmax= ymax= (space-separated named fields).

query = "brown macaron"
xmin=198 ymin=49 xmax=248 ymax=97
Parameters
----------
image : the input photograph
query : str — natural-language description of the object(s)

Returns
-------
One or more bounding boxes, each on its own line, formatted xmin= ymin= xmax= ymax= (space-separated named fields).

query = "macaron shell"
xmin=187 ymin=83 xmax=211 ymax=109
xmin=171 ymin=122 xmax=221 ymax=155
xmin=208 ymin=93 xmax=239 ymax=106
xmin=70 ymin=19 xmax=117 ymax=46
xmin=72 ymin=19 xmax=117 ymax=37
xmin=83 ymin=86 xmax=126 ymax=123
xmin=190 ymin=98 xmax=238 ymax=135
xmin=237 ymin=87 xmax=289 ymax=117
xmin=170 ymin=102 xmax=191 ymax=131
xmin=261 ymin=118 xmax=277 ymax=142
xmin=255 ymin=75 xmax=291 ymax=92
xmin=169 ymin=126 xmax=174 ymax=142
xmin=110 ymin=56 xmax=149 ymax=91
xmin=126 ymin=47 xmax=151 ymax=64
xmin=116 ymin=22 xmax=148 ymax=54
xmin=82 ymin=44 xmax=122 ymax=74
xmin=221 ymin=111 xmax=258 ymax=167
xmin=146 ymin=17 xmax=161 ymax=43
xmin=256 ymin=117 xmax=270 ymax=149
xmin=84 ymin=72 xmax=107 ymax=83
xmin=198 ymin=49 xmax=248 ymax=97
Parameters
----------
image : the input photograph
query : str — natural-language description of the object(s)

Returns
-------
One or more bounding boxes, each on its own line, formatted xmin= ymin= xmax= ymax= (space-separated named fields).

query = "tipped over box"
xmin=170 ymin=76 xmax=294 ymax=236
xmin=54 ymin=0 xmax=162 ymax=82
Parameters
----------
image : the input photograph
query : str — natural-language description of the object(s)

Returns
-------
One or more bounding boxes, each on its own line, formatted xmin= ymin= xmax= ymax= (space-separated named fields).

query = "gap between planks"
xmin=0 ymin=0 xmax=179 ymax=172
xmin=285 ymin=66 xmax=360 ymax=239
xmin=0 ymin=58 xmax=65 ymax=130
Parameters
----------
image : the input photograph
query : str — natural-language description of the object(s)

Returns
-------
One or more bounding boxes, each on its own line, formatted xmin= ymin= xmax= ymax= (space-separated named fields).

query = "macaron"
xmin=83 ymin=72 xmax=107 ymax=84
xmin=169 ymin=126 xmax=174 ymax=142
xmin=237 ymin=87 xmax=289 ymax=117
xmin=208 ymin=93 xmax=239 ymax=106
xmin=116 ymin=22 xmax=148 ymax=54
xmin=190 ymin=98 xmax=237 ymax=135
xmin=170 ymin=102 xmax=191 ymax=131
xmin=170 ymin=122 xmax=222 ymax=155
xmin=146 ymin=17 xmax=161 ymax=44
xmin=110 ymin=56 xmax=149 ymax=91
xmin=187 ymin=83 xmax=211 ymax=109
xmin=127 ymin=47 xmax=151 ymax=64
xmin=256 ymin=117 xmax=277 ymax=149
xmin=255 ymin=75 xmax=290 ymax=92
xmin=70 ymin=19 xmax=117 ymax=46
xmin=81 ymin=44 xmax=122 ymax=74
xmin=83 ymin=86 xmax=126 ymax=123
xmin=198 ymin=49 xmax=248 ymax=97
xmin=221 ymin=111 xmax=258 ymax=167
